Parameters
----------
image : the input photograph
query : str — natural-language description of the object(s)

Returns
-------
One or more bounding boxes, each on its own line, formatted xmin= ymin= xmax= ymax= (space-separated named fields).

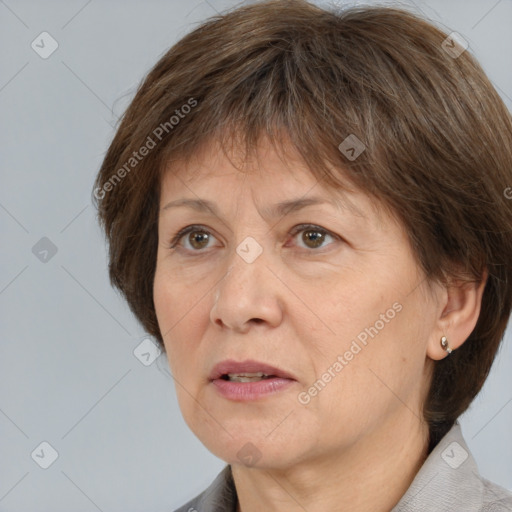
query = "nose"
xmin=209 ymin=245 xmax=284 ymax=333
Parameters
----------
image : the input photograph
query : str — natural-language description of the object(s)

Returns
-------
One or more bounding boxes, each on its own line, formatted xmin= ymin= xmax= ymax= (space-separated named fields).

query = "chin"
xmin=215 ymin=440 xmax=299 ymax=470
xmin=188 ymin=418 xmax=308 ymax=470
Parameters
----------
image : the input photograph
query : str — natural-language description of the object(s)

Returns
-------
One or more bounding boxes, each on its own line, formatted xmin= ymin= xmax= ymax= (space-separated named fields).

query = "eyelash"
xmin=168 ymin=224 xmax=341 ymax=253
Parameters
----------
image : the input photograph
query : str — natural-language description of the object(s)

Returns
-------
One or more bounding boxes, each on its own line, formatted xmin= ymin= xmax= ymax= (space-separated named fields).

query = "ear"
xmin=427 ymin=268 xmax=488 ymax=361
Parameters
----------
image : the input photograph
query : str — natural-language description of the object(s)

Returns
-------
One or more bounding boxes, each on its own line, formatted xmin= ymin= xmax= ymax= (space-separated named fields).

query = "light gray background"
xmin=1 ymin=0 xmax=511 ymax=510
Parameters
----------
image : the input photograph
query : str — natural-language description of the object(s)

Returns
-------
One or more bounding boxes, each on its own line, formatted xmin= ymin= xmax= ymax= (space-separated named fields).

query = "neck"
xmin=232 ymin=415 xmax=429 ymax=512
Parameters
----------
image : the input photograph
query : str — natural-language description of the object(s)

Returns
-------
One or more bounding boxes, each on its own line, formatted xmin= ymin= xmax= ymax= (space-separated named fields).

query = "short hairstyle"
xmin=92 ymin=0 xmax=512 ymax=448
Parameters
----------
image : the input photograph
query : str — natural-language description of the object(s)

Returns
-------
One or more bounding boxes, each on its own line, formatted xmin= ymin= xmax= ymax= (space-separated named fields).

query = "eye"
xmin=168 ymin=224 xmax=340 ymax=252
xmin=288 ymin=224 xmax=338 ymax=250
xmin=169 ymin=225 xmax=215 ymax=251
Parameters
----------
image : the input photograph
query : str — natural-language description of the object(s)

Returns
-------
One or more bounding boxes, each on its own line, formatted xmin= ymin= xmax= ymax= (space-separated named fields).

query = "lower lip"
xmin=211 ymin=377 xmax=295 ymax=401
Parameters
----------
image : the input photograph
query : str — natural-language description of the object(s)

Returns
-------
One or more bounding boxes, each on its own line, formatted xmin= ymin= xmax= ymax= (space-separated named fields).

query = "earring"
xmin=440 ymin=336 xmax=453 ymax=354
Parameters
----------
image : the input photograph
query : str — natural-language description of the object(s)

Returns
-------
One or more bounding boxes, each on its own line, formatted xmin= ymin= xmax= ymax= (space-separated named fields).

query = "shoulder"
xmin=392 ymin=422 xmax=512 ymax=512
xmin=480 ymin=477 xmax=512 ymax=511
xmin=173 ymin=465 xmax=237 ymax=512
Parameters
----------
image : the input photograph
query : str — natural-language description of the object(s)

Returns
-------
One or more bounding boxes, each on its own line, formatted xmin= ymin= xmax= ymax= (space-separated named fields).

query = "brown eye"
xmin=169 ymin=224 xmax=339 ymax=253
xmin=187 ymin=230 xmax=210 ymax=250
xmin=290 ymin=224 xmax=337 ymax=251
xmin=301 ymin=228 xmax=326 ymax=249
xmin=169 ymin=225 xmax=215 ymax=251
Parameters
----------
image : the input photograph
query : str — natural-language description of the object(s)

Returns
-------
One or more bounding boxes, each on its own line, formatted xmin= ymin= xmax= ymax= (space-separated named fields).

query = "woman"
xmin=92 ymin=1 xmax=512 ymax=510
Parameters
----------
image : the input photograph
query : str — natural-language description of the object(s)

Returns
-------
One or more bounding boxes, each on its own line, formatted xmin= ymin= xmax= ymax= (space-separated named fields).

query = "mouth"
xmin=209 ymin=359 xmax=297 ymax=401
xmin=219 ymin=372 xmax=278 ymax=383
xmin=209 ymin=359 xmax=296 ymax=382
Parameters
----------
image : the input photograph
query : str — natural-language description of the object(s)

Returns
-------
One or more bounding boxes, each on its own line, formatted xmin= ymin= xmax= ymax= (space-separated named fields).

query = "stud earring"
xmin=440 ymin=336 xmax=453 ymax=354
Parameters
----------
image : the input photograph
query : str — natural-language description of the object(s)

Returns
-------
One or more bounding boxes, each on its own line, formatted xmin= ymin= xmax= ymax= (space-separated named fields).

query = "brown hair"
xmin=92 ymin=0 xmax=512 ymax=448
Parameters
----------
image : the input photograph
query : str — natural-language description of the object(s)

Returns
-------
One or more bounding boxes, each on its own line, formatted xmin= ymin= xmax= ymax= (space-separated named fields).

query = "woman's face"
xmin=154 ymin=137 xmax=441 ymax=469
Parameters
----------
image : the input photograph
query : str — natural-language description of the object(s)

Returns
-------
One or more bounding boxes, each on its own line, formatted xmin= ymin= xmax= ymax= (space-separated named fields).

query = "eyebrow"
xmin=161 ymin=195 xmax=365 ymax=220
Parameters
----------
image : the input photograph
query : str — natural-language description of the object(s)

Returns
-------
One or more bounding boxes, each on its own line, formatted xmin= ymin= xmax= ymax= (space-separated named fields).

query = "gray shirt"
xmin=173 ymin=422 xmax=512 ymax=511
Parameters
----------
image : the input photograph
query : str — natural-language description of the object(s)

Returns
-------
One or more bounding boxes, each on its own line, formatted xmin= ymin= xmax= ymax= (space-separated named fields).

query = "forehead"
xmin=160 ymin=135 xmax=374 ymax=221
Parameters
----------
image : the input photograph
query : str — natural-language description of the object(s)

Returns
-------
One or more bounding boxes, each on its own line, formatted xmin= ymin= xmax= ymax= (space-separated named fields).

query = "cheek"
xmin=153 ymin=268 xmax=174 ymax=346
xmin=153 ymin=266 xmax=211 ymax=381
xmin=154 ymin=264 xmax=196 ymax=335
xmin=315 ymin=290 xmax=427 ymax=408
xmin=154 ymin=269 xmax=188 ymax=367
xmin=351 ymin=303 xmax=429 ymax=409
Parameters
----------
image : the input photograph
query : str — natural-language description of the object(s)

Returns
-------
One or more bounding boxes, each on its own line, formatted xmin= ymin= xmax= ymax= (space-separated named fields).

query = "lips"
xmin=209 ymin=359 xmax=296 ymax=382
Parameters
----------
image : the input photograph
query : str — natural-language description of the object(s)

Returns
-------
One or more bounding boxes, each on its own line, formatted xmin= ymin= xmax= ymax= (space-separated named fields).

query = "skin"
xmin=153 ymin=135 xmax=487 ymax=512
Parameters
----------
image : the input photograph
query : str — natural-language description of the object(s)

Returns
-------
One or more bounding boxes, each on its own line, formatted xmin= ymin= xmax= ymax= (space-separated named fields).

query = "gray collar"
xmin=391 ymin=421 xmax=484 ymax=511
